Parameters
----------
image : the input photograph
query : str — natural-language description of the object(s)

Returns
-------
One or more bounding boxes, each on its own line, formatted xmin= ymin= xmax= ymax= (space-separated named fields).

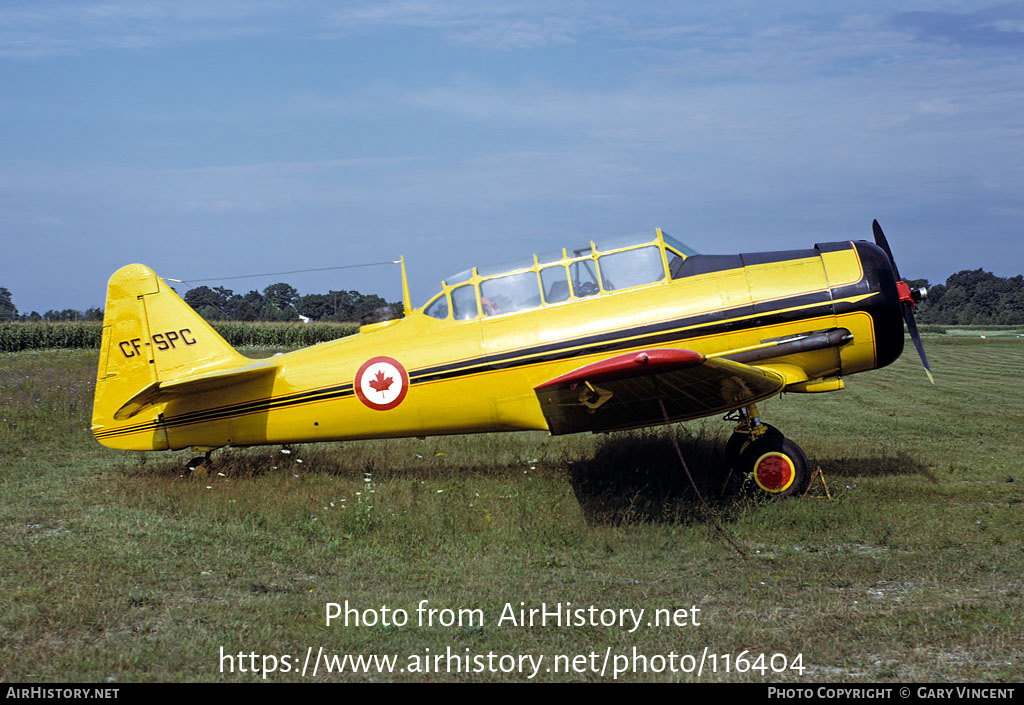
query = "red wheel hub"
xmin=753 ymin=452 xmax=795 ymax=493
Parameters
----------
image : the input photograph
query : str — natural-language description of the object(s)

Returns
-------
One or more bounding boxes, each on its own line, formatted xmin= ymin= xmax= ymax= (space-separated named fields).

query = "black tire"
xmin=736 ymin=433 xmax=810 ymax=498
xmin=725 ymin=423 xmax=782 ymax=467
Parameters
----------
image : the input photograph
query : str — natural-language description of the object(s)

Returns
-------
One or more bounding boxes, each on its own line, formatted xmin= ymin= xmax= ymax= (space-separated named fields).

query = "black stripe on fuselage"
xmin=94 ymin=383 xmax=356 ymax=438
xmin=162 ymin=383 xmax=354 ymax=427
xmin=101 ymin=292 xmax=843 ymax=439
xmin=671 ymin=244 xmax=847 ymax=278
xmin=408 ymin=290 xmax=835 ymax=385
xmin=95 ymin=290 xmax=833 ymax=439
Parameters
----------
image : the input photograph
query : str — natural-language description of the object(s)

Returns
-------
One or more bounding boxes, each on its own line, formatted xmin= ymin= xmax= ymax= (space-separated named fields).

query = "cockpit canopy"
xmin=422 ymin=229 xmax=698 ymax=321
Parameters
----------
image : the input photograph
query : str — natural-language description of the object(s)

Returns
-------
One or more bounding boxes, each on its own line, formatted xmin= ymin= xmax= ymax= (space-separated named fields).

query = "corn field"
xmin=0 ymin=321 xmax=359 ymax=352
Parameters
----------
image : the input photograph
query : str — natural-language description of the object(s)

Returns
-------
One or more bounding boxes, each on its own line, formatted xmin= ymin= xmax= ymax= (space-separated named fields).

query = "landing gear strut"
xmin=724 ymin=404 xmax=810 ymax=498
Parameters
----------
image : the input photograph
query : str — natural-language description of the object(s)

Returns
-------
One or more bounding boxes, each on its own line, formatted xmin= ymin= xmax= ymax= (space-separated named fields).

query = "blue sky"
xmin=2 ymin=1 xmax=1022 ymax=313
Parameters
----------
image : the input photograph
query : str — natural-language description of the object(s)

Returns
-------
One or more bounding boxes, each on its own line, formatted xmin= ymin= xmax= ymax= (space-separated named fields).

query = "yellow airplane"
xmin=91 ymin=220 xmax=930 ymax=497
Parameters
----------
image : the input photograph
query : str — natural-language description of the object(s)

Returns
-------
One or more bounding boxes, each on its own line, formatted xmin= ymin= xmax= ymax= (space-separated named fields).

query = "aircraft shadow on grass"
xmin=567 ymin=430 xmax=935 ymax=525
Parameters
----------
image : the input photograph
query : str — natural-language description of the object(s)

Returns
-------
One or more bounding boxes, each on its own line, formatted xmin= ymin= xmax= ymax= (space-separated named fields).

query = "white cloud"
xmin=324 ymin=1 xmax=595 ymax=48
xmin=0 ymin=1 xmax=290 ymax=57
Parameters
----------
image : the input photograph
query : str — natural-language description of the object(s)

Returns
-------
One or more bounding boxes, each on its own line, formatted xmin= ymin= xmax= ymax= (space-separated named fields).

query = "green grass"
xmin=1 ymin=336 xmax=1022 ymax=682
xmin=916 ymin=324 xmax=1024 ymax=337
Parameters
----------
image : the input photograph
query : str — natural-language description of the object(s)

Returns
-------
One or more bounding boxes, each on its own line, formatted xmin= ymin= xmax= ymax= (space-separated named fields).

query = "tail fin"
xmin=92 ymin=264 xmax=257 ymax=450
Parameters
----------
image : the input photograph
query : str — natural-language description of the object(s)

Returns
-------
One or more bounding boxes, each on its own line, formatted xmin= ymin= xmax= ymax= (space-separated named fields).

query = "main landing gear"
xmin=724 ymin=404 xmax=811 ymax=498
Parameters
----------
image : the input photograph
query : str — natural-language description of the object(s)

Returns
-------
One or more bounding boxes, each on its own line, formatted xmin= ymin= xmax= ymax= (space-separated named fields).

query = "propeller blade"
xmin=874 ymin=218 xmax=933 ymax=383
xmin=902 ymin=302 xmax=934 ymax=384
xmin=872 ymin=219 xmax=902 ymax=281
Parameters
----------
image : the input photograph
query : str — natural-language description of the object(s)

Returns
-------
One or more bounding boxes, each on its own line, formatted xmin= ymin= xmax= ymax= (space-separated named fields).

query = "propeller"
xmin=872 ymin=219 xmax=934 ymax=384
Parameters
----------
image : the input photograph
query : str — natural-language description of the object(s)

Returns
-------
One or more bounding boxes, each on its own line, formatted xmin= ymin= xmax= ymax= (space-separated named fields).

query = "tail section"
xmin=92 ymin=264 xmax=258 ymax=450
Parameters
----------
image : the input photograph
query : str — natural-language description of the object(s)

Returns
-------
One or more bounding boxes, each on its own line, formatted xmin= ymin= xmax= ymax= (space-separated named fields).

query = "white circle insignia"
xmin=355 ymin=356 xmax=409 ymax=410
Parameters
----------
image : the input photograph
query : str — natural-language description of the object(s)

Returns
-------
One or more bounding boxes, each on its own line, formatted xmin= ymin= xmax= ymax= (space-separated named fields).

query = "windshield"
xmin=661 ymin=232 xmax=699 ymax=256
xmin=425 ymin=228 xmax=697 ymax=319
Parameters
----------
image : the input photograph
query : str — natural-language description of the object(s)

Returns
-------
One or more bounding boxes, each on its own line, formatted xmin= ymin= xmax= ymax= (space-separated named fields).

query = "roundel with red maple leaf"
xmin=354 ymin=356 xmax=409 ymax=411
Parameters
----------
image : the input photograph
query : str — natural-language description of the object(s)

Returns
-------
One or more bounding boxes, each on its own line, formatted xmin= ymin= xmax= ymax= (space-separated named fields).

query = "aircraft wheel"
xmin=725 ymin=424 xmax=782 ymax=467
xmin=737 ymin=433 xmax=810 ymax=498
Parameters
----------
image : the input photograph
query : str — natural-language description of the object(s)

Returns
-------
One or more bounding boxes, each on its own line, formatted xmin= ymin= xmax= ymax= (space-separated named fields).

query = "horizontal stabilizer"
xmin=114 ymin=359 xmax=278 ymax=420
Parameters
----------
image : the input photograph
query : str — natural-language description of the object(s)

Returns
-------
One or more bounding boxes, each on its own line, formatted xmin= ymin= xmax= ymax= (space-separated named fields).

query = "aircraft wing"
xmin=113 ymin=359 xmax=278 ymax=420
xmin=534 ymin=349 xmax=785 ymax=435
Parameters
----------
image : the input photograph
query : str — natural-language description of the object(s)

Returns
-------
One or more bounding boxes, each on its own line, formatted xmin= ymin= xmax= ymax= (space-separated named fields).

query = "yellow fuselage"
xmin=92 ymin=238 xmax=905 ymax=452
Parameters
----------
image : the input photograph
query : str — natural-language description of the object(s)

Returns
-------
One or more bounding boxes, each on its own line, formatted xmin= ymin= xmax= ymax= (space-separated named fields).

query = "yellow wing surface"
xmin=534 ymin=349 xmax=785 ymax=435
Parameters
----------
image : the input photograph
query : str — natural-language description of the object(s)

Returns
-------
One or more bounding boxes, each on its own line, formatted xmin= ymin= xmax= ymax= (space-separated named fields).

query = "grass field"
xmin=1 ymin=335 xmax=1022 ymax=682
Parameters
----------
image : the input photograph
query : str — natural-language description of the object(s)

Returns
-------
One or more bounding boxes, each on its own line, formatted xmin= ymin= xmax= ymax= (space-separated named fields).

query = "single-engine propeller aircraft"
xmin=92 ymin=220 xmax=930 ymax=497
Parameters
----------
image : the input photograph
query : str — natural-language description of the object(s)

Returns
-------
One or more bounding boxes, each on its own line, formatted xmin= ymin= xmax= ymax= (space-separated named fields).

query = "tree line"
xmin=0 ymin=283 xmax=401 ymax=324
xmin=905 ymin=270 xmax=1024 ymax=325
xmin=3 ymin=269 xmax=1023 ymax=325
xmin=179 ymin=283 xmax=401 ymax=323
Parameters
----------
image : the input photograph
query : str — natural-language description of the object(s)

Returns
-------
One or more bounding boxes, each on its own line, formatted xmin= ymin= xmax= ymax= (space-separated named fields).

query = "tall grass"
xmin=0 ymin=322 xmax=104 ymax=351
xmin=209 ymin=322 xmax=358 ymax=348
xmin=0 ymin=321 xmax=358 ymax=352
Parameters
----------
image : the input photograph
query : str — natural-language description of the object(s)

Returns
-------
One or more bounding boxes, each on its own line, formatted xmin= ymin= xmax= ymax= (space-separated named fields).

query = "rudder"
xmin=92 ymin=264 xmax=252 ymax=450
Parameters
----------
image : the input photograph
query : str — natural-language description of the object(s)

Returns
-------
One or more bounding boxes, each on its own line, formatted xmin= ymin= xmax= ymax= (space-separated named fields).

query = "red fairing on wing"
xmin=535 ymin=349 xmax=706 ymax=390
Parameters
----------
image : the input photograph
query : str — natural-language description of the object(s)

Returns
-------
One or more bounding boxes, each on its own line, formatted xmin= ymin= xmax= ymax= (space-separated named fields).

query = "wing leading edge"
xmin=534 ymin=349 xmax=785 ymax=435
